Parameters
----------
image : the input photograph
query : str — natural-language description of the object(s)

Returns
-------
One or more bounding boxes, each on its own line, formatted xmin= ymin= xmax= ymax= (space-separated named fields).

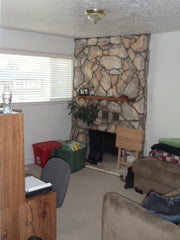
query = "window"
xmin=0 ymin=52 xmax=73 ymax=103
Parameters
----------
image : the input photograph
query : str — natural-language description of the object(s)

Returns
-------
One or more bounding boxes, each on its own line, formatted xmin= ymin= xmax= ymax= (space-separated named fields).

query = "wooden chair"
xmin=116 ymin=127 xmax=144 ymax=168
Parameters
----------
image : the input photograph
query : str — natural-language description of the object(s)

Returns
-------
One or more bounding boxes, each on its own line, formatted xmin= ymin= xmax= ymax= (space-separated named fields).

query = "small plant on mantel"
xmin=67 ymin=100 xmax=99 ymax=126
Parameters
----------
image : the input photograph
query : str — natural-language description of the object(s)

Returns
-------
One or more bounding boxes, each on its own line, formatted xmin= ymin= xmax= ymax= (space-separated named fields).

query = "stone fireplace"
xmin=71 ymin=34 xmax=150 ymax=152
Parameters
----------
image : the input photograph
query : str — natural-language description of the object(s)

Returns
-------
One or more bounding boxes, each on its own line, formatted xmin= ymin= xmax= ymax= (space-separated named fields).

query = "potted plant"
xmin=67 ymin=100 xmax=99 ymax=126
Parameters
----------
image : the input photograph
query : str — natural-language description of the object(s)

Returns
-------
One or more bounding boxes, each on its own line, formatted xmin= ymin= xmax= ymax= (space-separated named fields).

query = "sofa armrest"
xmin=132 ymin=157 xmax=180 ymax=193
xmin=102 ymin=192 xmax=180 ymax=240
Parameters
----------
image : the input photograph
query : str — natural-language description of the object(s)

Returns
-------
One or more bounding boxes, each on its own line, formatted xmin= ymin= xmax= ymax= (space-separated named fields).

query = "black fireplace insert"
xmin=88 ymin=129 xmax=118 ymax=165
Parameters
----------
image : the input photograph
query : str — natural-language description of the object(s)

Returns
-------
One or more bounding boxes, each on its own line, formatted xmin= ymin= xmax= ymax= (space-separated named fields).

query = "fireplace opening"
xmin=88 ymin=129 xmax=118 ymax=165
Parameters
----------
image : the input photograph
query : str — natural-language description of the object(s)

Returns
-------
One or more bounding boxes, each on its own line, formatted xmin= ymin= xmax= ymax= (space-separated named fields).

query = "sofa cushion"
xmin=133 ymin=158 xmax=180 ymax=184
xmin=134 ymin=177 xmax=175 ymax=194
xmin=149 ymin=149 xmax=180 ymax=164
xmin=133 ymin=157 xmax=180 ymax=193
xmin=164 ymin=188 xmax=180 ymax=199
xmin=151 ymin=143 xmax=180 ymax=156
xmin=159 ymin=138 xmax=180 ymax=148
xmin=143 ymin=192 xmax=180 ymax=224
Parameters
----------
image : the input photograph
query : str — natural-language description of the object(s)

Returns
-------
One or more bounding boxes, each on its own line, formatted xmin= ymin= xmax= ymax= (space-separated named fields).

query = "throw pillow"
xmin=159 ymin=138 xmax=180 ymax=148
xmin=143 ymin=192 xmax=180 ymax=225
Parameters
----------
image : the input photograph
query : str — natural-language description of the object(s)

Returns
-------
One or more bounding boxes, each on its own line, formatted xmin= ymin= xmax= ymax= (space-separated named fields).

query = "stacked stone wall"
xmin=72 ymin=34 xmax=151 ymax=144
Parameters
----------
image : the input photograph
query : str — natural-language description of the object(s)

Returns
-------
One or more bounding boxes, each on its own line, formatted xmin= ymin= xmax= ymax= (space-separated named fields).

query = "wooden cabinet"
xmin=25 ymin=192 xmax=56 ymax=240
xmin=0 ymin=113 xmax=56 ymax=240
xmin=1 ymin=192 xmax=56 ymax=239
xmin=0 ymin=113 xmax=25 ymax=210
xmin=1 ymin=203 xmax=26 ymax=239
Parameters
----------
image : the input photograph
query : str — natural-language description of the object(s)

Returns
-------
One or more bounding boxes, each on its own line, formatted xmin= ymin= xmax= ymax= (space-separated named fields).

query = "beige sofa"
xmin=132 ymin=157 xmax=180 ymax=194
xmin=102 ymin=192 xmax=180 ymax=240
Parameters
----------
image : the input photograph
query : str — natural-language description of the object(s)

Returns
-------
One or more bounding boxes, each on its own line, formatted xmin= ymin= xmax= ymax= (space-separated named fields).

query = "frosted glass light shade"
xmin=84 ymin=9 xmax=107 ymax=24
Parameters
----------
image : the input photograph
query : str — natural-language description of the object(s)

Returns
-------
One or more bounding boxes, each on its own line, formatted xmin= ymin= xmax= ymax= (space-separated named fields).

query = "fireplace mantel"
xmin=78 ymin=95 xmax=135 ymax=102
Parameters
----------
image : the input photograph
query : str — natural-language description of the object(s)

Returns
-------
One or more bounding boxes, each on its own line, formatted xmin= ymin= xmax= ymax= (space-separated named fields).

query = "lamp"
xmin=84 ymin=9 xmax=107 ymax=24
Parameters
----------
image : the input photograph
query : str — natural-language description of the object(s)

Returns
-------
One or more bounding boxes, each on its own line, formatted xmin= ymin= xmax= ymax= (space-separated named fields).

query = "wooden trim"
xmin=78 ymin=95 xmax=135 ymax=102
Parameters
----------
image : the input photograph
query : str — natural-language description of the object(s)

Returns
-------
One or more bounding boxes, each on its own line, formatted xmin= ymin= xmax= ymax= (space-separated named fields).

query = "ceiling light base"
xmin=84 ymin=9 xmax=107 ymax=24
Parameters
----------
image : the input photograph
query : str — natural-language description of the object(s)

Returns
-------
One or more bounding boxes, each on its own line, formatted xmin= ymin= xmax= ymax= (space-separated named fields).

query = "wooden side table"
xmin=116 ymin=127 xmax=144 ymax=168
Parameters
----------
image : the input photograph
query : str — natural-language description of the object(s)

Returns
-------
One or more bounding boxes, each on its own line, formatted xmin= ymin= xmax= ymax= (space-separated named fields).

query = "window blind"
xmin=0 ymin=52 xmax=73 ymax=103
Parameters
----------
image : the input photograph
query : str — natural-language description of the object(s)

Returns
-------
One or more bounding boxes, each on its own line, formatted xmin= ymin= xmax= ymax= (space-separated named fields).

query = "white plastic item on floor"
xmin=126 ymin=155 xmax=135 ymax=163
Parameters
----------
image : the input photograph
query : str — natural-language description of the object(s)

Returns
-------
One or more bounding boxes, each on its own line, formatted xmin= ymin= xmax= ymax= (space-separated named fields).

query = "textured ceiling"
xmin=0 ymin=0 xmax=180 ymax=38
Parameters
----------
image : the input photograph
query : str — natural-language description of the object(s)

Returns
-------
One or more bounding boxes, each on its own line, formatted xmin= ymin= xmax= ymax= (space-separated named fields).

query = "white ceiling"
xmin=1 ymin=0 xmax=180 ymax=38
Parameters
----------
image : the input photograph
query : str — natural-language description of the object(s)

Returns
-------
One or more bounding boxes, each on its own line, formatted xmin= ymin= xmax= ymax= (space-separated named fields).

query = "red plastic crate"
xmin=32 ymin=141 xmax=62 ymax=167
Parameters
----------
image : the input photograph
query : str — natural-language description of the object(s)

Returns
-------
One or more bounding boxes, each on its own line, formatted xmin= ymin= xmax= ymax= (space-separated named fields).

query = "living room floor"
xmin=86 ymin=154 xmax=128 ymax=177
xmin=25 ymin=164 xmax=145 ymax=240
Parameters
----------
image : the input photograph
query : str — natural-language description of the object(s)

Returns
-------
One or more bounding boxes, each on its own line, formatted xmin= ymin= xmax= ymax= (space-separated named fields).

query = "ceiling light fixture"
xmin=84 ymin=9 xmax=107 ymax=24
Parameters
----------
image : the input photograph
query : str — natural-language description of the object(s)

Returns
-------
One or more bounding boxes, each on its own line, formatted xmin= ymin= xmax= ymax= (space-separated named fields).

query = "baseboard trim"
xmin=85 ymin=164 xmax=121 ymax=177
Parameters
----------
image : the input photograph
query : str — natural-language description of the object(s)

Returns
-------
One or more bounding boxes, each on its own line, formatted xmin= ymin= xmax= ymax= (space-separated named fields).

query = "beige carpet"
xmin=25 ymin=164 xmax=145 ymax=240
xmin=86 ymin=154 xmax=128 ymax=177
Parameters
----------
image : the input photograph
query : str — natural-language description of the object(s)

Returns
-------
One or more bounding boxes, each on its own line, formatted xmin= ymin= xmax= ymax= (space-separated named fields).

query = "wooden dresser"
xmin=0 ymin=113 xmax=56 ymax=240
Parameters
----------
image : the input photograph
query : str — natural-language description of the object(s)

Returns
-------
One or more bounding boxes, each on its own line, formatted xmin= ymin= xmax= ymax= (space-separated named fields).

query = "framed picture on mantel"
xmin=78 ymin=88 xmax=89 ymax=96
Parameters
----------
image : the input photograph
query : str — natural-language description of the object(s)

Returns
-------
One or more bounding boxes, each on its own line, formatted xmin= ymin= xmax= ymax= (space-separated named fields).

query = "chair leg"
xmin=117 ymin=148 xmax=122 ymax=168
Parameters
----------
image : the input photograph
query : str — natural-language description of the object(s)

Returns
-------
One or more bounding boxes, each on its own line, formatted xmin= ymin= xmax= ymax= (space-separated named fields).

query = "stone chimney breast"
xmin=72 ymin=34 xmax=150 ymax=144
